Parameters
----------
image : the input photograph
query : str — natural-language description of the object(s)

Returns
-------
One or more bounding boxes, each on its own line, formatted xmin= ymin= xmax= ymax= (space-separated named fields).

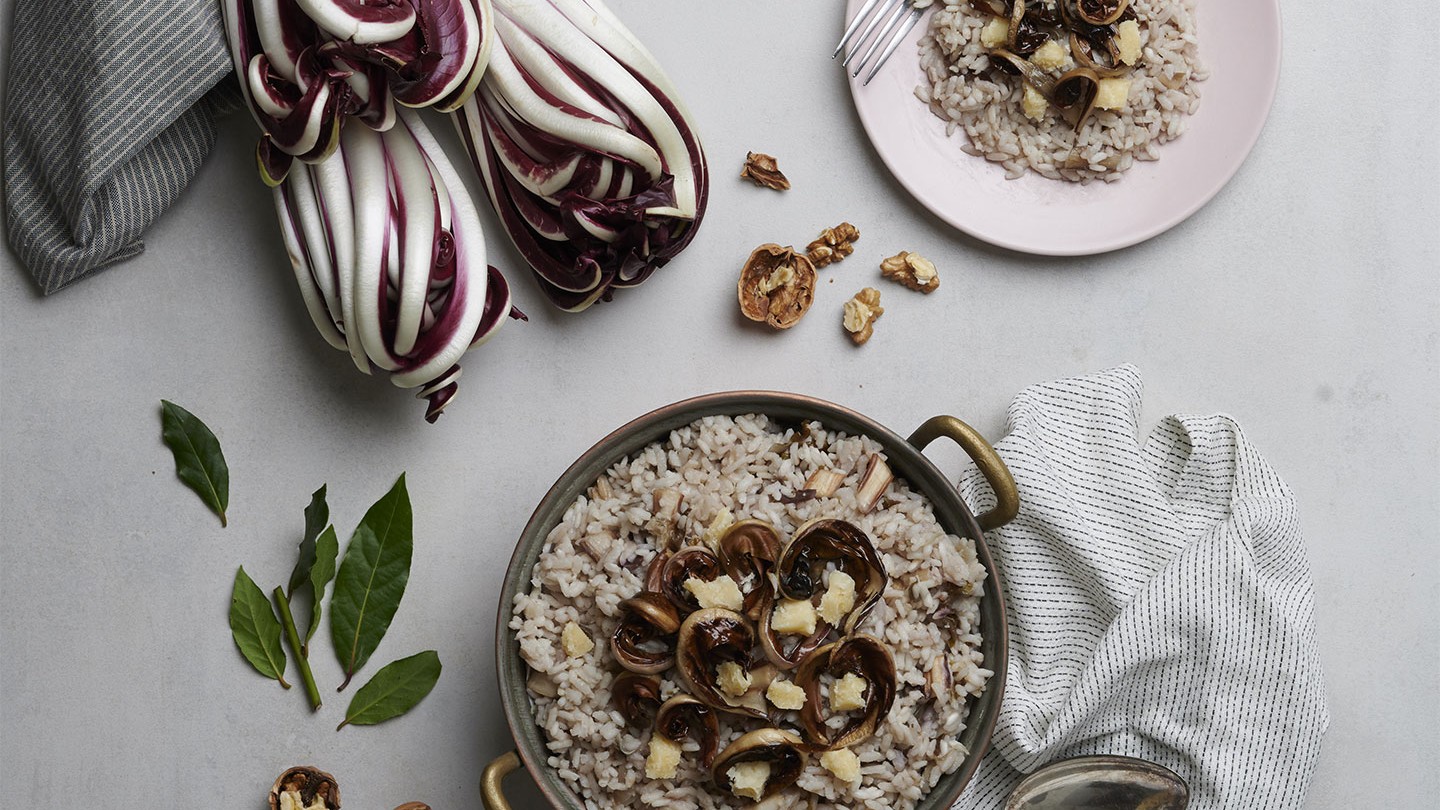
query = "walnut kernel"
xmin=806 ymin=222 xmax=860 ymax=268
xmin=842 ymin=288 xmax=883 ymax=345
xmin=740 ymin=152 xmax=790 ymax=191
xmin=880 ymin=251 xmax=940 ymax=293
xmin=739 ymin=244 xmax=817 ymax=330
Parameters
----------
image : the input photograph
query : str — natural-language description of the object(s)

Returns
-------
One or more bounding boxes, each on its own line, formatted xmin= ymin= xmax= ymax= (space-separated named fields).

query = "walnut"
xmin=740 ymin=152 xmax=790 ymax=191
xmin=270 ymin=767 xmax=340 ymax=810
xmin=739 ymin=244 xmax=817 ymax=329
xmin=842 ymin=288 xmax=883 ymax=345
xmin=880 ymin=251 xmax=940 ymax=293
xmin=806 ymin=222 xmax=860 ymax=268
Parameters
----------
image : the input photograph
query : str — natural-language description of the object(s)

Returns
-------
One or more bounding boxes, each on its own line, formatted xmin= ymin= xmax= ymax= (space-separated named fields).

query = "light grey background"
xmin=1 ymin=1 xmax=1436 ymax=808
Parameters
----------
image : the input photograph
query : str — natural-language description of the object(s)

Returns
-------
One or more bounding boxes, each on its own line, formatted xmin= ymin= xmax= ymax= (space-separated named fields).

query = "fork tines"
xmin=834 ymin=0 xmax=927 ymax=86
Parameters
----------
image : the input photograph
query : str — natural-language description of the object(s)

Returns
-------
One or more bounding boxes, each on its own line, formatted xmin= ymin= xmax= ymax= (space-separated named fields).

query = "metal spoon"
xmin=1005 ymin=756 xmax=1190 ymax=810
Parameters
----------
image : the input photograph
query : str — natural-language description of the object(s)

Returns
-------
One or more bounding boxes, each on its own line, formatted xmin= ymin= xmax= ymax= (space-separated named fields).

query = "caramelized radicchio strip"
xmin=612 ymin=672 xmax=663 ymax=727
xmin=674 ymin=609 xmax=770 ymax=719
xmin=654 ymin=694 xmax=721 ymax=767
xmin=757 ymin=586 xmax=830 ymax=671
xmin=711 ymin=729 xmax=808 ymax=802
xmin=779 ymin=489 xmax=817 ymax=505
xmin=1052 ymin=67 xmax=1103 ymax=132
xmin=794 ymin=635 xmax=897 ymax=751
xmin=804 ymin=468 xmax=846 ymax=498
xmin=855 ymin=455 xmax=894 ymax=513
xmin=776 ymin=519 xmax=887 ymax=634
xmin=611 ymin=593 xmax=681 ymax=674
xmin=661 ymin=546 xmax=725 ymax=614
xmin=717 ymin=521 xmax=783 ymax=620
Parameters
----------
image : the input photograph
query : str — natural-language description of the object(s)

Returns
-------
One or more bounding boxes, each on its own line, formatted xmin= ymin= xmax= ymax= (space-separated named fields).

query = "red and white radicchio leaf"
xmin=222 ymin=0 xmax=515 ymax=421
xmin=221 ymin=0 xmax=495 ymax=182
xmin=452 ymin=0 xmax=708 ymax=312
xmin=273 ymin=109 xmax=516 ymax=422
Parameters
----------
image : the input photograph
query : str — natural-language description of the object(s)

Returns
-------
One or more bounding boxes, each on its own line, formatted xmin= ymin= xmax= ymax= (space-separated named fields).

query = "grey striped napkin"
xmin=3 ymin=0 xmax=237 ymax=294
xmin=953 ymin=365 xmax=1329 ymax=808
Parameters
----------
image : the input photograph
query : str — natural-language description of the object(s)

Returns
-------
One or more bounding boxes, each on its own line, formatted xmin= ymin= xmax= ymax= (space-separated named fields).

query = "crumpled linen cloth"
xmin=3 ymin=0 xmax=236 ymax=294
xmin=952 ymin=365 xmax=1329 ymax=809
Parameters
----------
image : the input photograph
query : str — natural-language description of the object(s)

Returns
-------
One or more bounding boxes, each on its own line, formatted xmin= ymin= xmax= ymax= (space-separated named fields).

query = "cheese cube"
xmin=561 ymin=621 xmax=594 ymax=658
xmin=1116 ymin=20 xmax=1142 ymax=65
xmin=820 ymin=748 xmax=863 ymax=783
xmin=1030 ymin=40 xmax=1069 ymax=71
xmin=1095 ymin=77 xmax=1132 ymax=110
xmin=770 ymin=598 xmax=818 ymax=636
xmin=645 ymin=734 xmax=682 ymax=779
xmin=831 ymin=673 xmax=869 ymax=712
xmin=717 ymin=662 xmax=752 ymax=697
xmin=728 ymin=762 xmax=772 ymax=801
xmin=1021 ymin=83 xmax=1048 ymax=122
xmin=980 ymin=17 xmax=1008 ymax=49
xmin=766 ymin=678 xmax=808 ymax=711
xmin=817 ymin=571 xmax=857 ymax=626
xmin=685 ymin=575 xmax=744 ymax=611
xmin=703 ymin=509 xmax=736 ymax=548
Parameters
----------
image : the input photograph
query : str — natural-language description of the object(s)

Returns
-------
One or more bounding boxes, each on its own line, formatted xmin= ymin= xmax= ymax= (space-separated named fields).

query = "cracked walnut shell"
xmin=739 ymin=244 xmax=817 ymax=329
xmin=806 ymin=222 xmax=860 ymax=268
xmin=880 ymin=251 xmax=939 ymax=293
xmin=843 ymin=288 xmax=883 ymax=345
xmin=740 ymin=152 xmax=790 ymax=191
xmin=270 ymin=767 xmax=340 ymax=810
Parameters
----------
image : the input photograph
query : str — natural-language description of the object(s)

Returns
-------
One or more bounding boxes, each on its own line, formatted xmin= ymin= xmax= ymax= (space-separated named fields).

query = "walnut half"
xmin=740 ymin=152 xmax=790 ymax=191
xmin=880 ymin=251 xmax=940 ymax=293
xmin=739 ymin=244 xmax=817 ymax=330
xmin=270 ymin=767 xmax=340 ymax=810
xmin=806 ymin=222 xmax=860 ymax=268
xmin=842 ymin=288 xmax=883 ymax=345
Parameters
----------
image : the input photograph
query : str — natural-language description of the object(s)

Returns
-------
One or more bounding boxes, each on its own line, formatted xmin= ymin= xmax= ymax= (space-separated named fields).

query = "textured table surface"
xmin=1 ymin=1 xmax=1436 ymax=808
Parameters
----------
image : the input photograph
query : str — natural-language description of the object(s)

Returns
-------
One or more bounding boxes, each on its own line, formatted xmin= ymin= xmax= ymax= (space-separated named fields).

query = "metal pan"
xmin=483 ymin=391 xmax=1018 ymax=809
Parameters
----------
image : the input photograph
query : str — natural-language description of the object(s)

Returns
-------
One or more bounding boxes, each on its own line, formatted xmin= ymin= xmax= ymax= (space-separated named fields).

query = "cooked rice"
xmin=511 ymin=415 xmax=991 ymax=809
xmin=917 ymin=0 xmax=1206 ymax=182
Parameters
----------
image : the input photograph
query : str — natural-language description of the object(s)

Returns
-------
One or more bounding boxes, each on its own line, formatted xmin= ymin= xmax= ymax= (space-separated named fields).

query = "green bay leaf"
xmin=229 ymin=567 xmax=289 ymax=688
xmin=338 ymin=650 xmax=441 ymax=730
xmin=330 ymin=473 xmax=413 ymax=690
xmin=287 ymin=485 xmax=330 ymax=594
xmin=160 ymin=400 xmax=230 ymax=527
xmin=304 ymin=525 xmax=340 ymax=649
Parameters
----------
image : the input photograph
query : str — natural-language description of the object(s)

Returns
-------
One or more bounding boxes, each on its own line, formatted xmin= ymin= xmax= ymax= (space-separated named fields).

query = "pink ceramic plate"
xmin=844 ymin=0 xmax=1282 ymax=255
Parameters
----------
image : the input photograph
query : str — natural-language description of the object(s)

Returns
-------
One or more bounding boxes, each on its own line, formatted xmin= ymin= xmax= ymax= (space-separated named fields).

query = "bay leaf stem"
xmin=273 ymin=587 xmax=322 ymax=711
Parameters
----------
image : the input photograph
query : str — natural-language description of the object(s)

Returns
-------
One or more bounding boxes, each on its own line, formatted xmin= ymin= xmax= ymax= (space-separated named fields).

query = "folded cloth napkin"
xmin=3 ymin=0 xmax=236 ymax=294
xmin=953 ymin=365 xmax=1329 ymax=809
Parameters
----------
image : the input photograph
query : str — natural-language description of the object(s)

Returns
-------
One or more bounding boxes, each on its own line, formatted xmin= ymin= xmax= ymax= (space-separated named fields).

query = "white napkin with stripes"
xmin=952 ymin=365 xmax=1329 ymax=809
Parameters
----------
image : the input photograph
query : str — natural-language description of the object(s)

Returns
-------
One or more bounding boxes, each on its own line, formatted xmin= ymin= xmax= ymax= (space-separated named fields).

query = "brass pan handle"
xmin=908 ymin=415 xmax=1019 ymax=531
xmin=481 ymin=750 xmax=521 ymax=810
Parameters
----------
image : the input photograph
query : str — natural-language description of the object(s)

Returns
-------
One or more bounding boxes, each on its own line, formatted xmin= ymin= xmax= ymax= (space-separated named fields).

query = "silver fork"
xmin=834 ymin=0 xmax=928 ymax=86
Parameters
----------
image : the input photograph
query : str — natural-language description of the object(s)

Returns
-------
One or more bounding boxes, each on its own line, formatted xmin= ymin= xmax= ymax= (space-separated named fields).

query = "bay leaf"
xmin=337 ymin=650 xmax=441 ymax=730
xmin=304 ymin=525 xmax=340 ymax=650
xmin=229 ymin=566 xmax=289 ymax=688
xmin=287 ymin=485 xmax=330 ymax=594
xmin=160 ymin=400 xmax=230 ymax=527
xmin=330 ymin=474 xmax=413 ymax=690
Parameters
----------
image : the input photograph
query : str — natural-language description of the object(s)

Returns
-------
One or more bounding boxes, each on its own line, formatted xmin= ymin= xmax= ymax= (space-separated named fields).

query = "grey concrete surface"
xmin=2 ymin=1 xmax=1436 ymax=807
